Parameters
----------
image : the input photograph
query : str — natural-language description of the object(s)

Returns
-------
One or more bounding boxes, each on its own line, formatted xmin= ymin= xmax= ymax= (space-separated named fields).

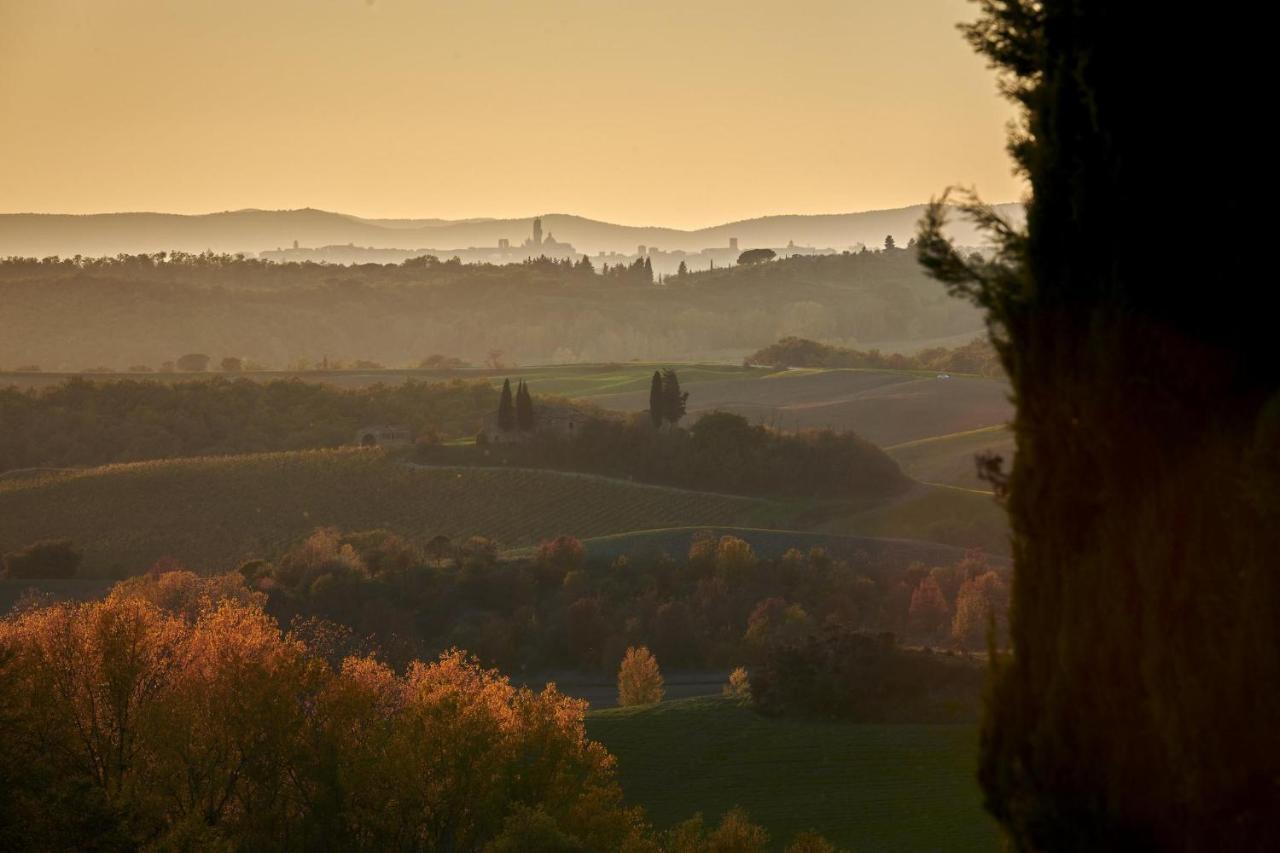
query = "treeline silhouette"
xmin=170 ymin=528 xmax=1008 ymax=674
xmin=747 ymin=336 xmax=1001 ymax=377
xmin=423 ymin=410 xmax=910 ymax=500
xmin=751 ymin=626 xmax=984 ymax=722
xmin=0 ymin=250 xmax=983 ymax=369
xmin=0 ymin=377 xmax=495 ymax=471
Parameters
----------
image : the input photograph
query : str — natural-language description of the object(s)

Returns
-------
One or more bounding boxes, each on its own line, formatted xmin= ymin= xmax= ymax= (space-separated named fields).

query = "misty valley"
xmin=1 ymin=0 xmax=1271 ymax=851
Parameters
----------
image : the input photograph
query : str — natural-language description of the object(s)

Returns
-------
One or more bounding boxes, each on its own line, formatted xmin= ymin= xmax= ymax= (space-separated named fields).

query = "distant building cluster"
xmin=259 ymin=217 xmax=846 ymax=278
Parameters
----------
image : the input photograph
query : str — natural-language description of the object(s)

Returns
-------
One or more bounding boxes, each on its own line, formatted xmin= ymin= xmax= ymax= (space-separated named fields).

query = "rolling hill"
xmin=0 ymin=449 xmax=777 ymax=576
xmin=589 ymin=366 xmax=1013 ymax=447
xmin=886 ymin=424 xmax=1015 ymax=490
xmin=0 ymin=204 xmax=1022 ymax=259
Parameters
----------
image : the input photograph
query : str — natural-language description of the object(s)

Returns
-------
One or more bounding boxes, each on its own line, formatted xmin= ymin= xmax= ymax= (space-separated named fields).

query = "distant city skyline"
xmin=0 ymin=0 xmax=1021 ymax=229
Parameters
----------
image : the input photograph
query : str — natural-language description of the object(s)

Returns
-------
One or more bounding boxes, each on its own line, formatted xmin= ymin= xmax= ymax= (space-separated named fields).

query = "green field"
xmin=586 ymin=697 xmax=1000 ymax=852
xmin=0 ymin=449 xmax=778 ymax=576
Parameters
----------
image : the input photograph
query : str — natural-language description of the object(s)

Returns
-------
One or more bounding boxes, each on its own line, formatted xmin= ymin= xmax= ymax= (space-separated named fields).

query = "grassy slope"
xmin=0 ymin=364 xmax=1014 ymax=565
xmin=588 ymin=368 xmax=1012 ymax=447
xmin=887 ymin=425 xmax=1015 ymax=491
xmin=0 ymin=449 xmax=775 ymax=576
xmin=586 ymin=697 xmax=999 ymax=852
xmin=821 ymin=484 xmax=1011 ymax=556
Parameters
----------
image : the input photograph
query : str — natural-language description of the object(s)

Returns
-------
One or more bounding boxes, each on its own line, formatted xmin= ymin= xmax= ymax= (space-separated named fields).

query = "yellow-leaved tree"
xmin=617 ymin=645 xmax=665 ymax=706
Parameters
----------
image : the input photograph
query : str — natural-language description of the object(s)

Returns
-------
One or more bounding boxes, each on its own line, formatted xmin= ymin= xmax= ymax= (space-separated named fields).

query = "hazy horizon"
xmin=0 ymin=0 xmax=1022 ymax=229
xmin=0 ymin=200 xmax=1023 ymax=229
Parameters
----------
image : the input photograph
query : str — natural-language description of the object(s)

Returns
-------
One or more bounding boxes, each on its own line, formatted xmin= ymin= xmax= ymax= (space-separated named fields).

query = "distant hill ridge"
xmin=0 ymin=203 xmax=1023 ymax=259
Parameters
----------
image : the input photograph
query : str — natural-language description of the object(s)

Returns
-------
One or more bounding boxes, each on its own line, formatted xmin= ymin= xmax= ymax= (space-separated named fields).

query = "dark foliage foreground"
xmin=751 ymin=626 xmax=984 ymax=723
xmin=917 ymin=2 xmax=1279 ymax=849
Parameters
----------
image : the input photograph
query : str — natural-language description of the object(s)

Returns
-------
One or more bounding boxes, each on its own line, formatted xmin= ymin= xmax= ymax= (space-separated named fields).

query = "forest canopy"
xmin=0 ymin=249 xmax=984 ymax=370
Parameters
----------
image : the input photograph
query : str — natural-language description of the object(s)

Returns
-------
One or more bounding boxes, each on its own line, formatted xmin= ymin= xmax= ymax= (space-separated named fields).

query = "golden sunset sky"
xmin=0 ymin=0 xmax=1020 ymax=228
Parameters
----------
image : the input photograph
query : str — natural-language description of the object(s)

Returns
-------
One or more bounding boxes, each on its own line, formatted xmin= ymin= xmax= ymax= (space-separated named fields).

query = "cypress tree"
xmin=648 ymin=370 xmax=664 ymax=428
xmin=918 ymin=3 xmax=1276 ymax=849
xmin=516 ymin=380 xmax=534 ymax=431
xmin=497 ymin=378 xmax=514 ymax=431
xmin=660 ymin=368 xmax=687 ymax=428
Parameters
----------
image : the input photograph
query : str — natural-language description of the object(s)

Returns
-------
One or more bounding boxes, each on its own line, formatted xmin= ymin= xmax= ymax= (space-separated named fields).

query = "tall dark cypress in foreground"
xmin=648 ymin=371 xmax=664 ymax=428
xmin=918 ymin=3 xmax=1276 ymax=850
xmin=497 ymin=378 xmax=515 ymax=431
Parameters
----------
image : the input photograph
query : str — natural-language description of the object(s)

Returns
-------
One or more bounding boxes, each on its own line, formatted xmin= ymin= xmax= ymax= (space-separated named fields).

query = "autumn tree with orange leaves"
xmin=0 ymin=573 xmax=647 ymax=851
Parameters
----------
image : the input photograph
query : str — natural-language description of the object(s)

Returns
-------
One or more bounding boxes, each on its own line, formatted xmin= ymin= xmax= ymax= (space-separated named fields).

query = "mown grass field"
xmin=586 ymin=697 xmax=1000 ymax=852
xmin=0 ymin=449 xmax=777 ymax=576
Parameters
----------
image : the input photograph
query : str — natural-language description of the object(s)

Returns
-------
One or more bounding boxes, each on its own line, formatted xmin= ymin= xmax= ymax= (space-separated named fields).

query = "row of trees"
xmin=746 ymin=336 xmax=1002 ymax=377
xmin=0 ymin=582 xmax=833 ymax=851
xmin=420 ymin=409 xmax=909 ymax=500
xmin=10 ymin=355 xmax=474 ymax=375
xmin=224 ymin=526 xmax=1006 ymax=676
xmin=600 ymin=256 xmax=654 ymax=285
xmin=0 ymin=377 xmax=496 ymax=471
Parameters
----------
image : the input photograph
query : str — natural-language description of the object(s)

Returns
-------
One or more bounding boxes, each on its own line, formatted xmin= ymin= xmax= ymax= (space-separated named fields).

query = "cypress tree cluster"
xmin=497 ymin=378 xmax=515 ymax=431
xmin=647 ymin=369 xmax=688 ymax=429
xmin=497 ymin=378 xmax=535 ymax=433
xmin=515 ymin=380 xmax=534 ymax=432
xmin=648 ymin=371 xmax=664 ymax=427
